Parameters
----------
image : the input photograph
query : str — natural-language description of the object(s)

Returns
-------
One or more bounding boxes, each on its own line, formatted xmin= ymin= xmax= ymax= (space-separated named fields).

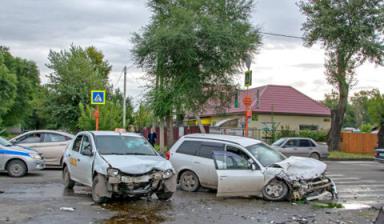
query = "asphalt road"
xmin=0 ymin=161 xmax=383 ymax=224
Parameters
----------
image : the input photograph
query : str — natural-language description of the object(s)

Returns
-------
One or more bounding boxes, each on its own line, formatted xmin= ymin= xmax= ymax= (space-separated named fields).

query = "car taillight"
xmin=165 ymin=151 xmax=170 ymax=160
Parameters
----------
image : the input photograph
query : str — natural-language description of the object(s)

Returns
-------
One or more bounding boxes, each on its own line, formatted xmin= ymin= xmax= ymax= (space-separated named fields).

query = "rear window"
xmin=197 ymin=143 xmax=224 ymax=159
xmin=176 ymin=141 xmax=200 ymax=156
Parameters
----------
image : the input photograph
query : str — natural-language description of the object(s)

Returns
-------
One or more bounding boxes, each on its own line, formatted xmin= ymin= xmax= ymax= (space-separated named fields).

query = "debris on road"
xmin=60 ymin=207 xmax=75 ymax=212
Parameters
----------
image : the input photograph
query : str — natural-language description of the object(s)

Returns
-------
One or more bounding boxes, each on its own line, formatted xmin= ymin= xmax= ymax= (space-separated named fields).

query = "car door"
xmin=297 ymin=139 xmax=314 ymax=157
xmin=195 ymin=142 xmax=224 ymax=188
xmin=39 ymin=133 xmax=70 ymax=165
xmin=76 ymin=134 xmax=94 ymax=186
xmin=66 ymin=135 xmax=83 ymax=183
xmin=281 ymin=139 xmax=300 ymax=157
xmin=213 ymin=151 xmax=264 ymax=197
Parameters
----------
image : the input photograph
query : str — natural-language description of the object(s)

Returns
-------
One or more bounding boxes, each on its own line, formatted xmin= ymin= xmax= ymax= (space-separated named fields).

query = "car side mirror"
xmin=158 ymin=152 xmax=165 ymax=158
xmin=10 ymin=139 xmax=16 ymax=144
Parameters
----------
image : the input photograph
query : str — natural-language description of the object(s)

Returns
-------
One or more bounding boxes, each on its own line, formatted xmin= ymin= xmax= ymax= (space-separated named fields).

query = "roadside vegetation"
xmin=328 ymin=151 xmax=374 ymax=160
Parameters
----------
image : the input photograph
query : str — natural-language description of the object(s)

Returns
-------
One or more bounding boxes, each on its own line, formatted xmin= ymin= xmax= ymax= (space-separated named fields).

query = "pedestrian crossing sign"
xmin=91 ymin=90 xmax=106 ymax=105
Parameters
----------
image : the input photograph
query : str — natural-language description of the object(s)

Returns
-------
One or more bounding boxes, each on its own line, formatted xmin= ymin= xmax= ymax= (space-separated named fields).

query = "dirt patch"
xmin=102 ymin=198 xmax=172 ymax=224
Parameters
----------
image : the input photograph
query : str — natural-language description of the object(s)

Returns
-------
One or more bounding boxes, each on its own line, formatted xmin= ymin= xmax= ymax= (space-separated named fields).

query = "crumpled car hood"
xmin=272 ymin=156 xmax=327 ymax=180
xmin=102 ymin=155 xmax=173 ymax=175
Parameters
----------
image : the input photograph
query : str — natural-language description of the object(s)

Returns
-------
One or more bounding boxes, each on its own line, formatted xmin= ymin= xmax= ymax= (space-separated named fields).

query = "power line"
xmin=260 ymin=31 xmax=304 ymax=40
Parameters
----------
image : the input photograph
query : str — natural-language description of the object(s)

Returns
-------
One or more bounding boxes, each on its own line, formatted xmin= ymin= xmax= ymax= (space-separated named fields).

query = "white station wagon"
xmin=168 ymin=134 xmax=336 ymax=201
xmin=63 ymin=131 xmax=176 ymax=203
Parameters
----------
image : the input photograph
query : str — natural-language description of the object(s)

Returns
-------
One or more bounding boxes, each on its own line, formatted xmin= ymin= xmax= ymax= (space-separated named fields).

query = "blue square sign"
xmin=91 ymin=90 xmax=106 ymax=105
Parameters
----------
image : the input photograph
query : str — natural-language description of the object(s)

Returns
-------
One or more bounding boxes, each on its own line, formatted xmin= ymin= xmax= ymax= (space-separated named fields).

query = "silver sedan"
xmin=271 ymin=137 xmax=329 ymax=160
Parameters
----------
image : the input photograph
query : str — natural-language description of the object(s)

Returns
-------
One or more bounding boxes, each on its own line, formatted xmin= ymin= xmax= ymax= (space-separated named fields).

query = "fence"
xmin=340 ymin=132 xmax=377 ymax=154
xmin=142 ymin=126 xmax=209 ymax=146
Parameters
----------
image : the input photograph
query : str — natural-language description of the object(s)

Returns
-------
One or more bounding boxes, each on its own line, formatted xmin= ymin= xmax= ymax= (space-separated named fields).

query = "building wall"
xmin=251 ymin=114 xmax=331 ymax=131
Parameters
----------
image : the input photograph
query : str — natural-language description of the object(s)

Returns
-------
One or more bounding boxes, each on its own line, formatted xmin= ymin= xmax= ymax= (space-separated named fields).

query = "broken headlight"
xmin=162 ymin=169 xmax=173 ymax=179
xmin=107 ymin=168 xmax=120 ymax=177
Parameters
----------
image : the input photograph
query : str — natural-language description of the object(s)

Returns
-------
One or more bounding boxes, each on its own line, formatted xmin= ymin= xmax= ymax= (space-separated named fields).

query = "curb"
xmin=324 ymin=158 xmax=374 ymax=161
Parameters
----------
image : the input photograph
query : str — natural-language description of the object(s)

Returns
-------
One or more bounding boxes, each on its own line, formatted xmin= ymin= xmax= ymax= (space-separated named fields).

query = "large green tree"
xmin=132 ymin=0 xmax=260 ymax=148
xmin=0 ymin=47 xmax=40 ymax=129
xmin=367 ymin=90 xmax=384 ymax=148
xmin=299 ymin=0 xmax=384 ymax=150
xmin=45 ymin=45 xmax=112 ymax=131
xmin=0 ymin=49 xmax=17 ymax=128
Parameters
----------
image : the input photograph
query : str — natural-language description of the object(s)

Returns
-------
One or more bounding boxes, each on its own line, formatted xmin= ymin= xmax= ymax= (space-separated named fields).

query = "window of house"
xmin=299 ymin=125 xmax=319 ymax=131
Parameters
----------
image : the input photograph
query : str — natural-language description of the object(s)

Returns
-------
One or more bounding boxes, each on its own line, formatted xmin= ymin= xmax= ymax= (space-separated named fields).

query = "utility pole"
xmin=123 ymin=66 xmax=127 ymax=129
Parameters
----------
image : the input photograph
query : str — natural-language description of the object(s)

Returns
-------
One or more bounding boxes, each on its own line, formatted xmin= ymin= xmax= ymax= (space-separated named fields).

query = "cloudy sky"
xmin=1 ymin=0 xmax=383 ymax=105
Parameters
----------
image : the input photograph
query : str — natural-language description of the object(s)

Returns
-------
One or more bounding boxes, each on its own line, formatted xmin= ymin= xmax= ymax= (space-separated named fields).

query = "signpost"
xmin=91 ymin=90 xmax=106 ymax=131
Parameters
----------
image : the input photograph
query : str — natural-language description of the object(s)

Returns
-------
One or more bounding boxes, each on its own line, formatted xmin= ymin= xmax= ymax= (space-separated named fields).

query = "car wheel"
xmin=156 ymin=191 xmax=173 ymax=201
xmin=310 ymin=152 xmax=320 ymax=160
xmin=262 ymin=179 xmax=289 ymax=201
xmin=92 ymin=174 xmax=108 ymax=204
xmin=7 ymin=160 xmax=27 ymax=177
xmin=179 ymin=170 xmax=200 ymax=192
xmin=63 ymin=166 xmax=75 ymax=189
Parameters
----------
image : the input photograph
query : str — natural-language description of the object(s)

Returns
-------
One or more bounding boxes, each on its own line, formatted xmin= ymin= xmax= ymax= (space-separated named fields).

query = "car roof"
xmin=16 ymin=130 xmax=74 ymax=138
xmin=182 ymin=133 xmax=262 ymax=147
xmin=89 ymin=131 xmax=142 ymax=137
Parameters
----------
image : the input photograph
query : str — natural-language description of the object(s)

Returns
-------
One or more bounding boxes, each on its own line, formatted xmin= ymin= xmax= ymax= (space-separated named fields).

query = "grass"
xmin=328 ymin=151 xmax=374 ymax=160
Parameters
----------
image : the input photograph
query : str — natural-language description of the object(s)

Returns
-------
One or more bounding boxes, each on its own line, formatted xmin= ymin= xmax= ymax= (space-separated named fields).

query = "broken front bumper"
xmin=107 ymin=170 xmax=176 ymax=196
xmin=290 ymin=176 xmax=337 ymax=201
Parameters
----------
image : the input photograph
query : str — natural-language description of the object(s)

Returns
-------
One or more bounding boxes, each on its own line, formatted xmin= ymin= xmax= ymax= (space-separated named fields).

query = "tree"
xmin=299 ymin=0 xmax=384 ymax=150
xmin=45 ymin=45 xmax=112 ymax=131
xmin=367 ymin=90 xmax=384 ymax=148
xmin=132 ymin=0 xmax=260 ymax=149
xmin=0 ymin=47 xmax=40 ymax=129
xmin=0 ymin=49 xmax=17 ymax=128
xmin=133 ymin=103 xmax=154 ymax=132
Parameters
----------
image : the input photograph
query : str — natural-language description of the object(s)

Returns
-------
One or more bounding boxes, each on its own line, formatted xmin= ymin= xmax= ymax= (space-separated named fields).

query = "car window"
xmin=272 ymin=138 xmax=286 ymax=146
xmin=285 ymin=139 xmax=298 ymax=147
xmin=43 ymin=133 xmax=67 ymax=143
xmin=309 ymin=140 xmax=316 ymax=147
xmin=176 ymin=140 xmax=200 ymax=156
xmin=197 ymin=142 xmax=224 ymax=159
xmin=299 ymin=140 xmax=311 ymax=147
xmin=246 ymin=143 xmax=286 ymax=167
xmin=18 ymin=133 xmax=42 ymax=144
xmin=80 ymin=135 xmax=92 ymax=154
xmin=226 ymin=145 xmax=251 ymax=161
xmin=214 ymin=151 xmax=251 ymax=170
xmin=72 ymin=135 xmax=83 ymax=152
xmin=94 ymin=135 xmax=157 ymax=155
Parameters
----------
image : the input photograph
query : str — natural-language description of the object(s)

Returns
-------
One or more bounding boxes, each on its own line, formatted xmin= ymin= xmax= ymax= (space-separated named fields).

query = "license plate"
xmin=121 ymin=175 xmax=149 ymax=183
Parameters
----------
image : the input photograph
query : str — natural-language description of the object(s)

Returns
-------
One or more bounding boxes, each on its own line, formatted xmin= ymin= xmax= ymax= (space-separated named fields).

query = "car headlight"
xmin=30 ymin=153 xmax=42 ymax=160
xmin=107 ymin=168 xmax=120 ymax=177
xmin=162 ymin=169 xmax=174 ymax=179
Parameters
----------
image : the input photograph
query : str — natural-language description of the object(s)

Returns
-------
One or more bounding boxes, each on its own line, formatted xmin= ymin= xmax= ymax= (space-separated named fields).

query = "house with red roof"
xmin=188 ymin=85 xmax=331 ymax=131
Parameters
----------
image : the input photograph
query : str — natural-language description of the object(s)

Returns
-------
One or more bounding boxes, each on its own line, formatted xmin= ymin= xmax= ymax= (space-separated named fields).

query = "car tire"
xmin=63 ymin=166 xmax=75 ymax=189
xmin=262 ymin=179 xmax=289 ymax=201
xmin=7 ymin=159 xmax=27 ymax=177
xmin=92 ymin=174 xmax=108 ymax=204
xmin=179 ymin=170 xmax=200 ymax=192
xmin=156 ymin=191 xmax=173 ymax=201
xmin=310 ymin=152 xmax=320 ymax=160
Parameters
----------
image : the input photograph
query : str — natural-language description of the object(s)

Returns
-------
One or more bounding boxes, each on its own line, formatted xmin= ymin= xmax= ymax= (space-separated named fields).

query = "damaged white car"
xmin=169 ymin=134 xmax=336 ymax=201
xmin=62 ymin=131 xmax=176 ymax=203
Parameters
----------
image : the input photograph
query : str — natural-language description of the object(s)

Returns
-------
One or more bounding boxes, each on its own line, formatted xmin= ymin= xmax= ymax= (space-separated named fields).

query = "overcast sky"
xmin=1 ymin=0 xmax=383 ymax=105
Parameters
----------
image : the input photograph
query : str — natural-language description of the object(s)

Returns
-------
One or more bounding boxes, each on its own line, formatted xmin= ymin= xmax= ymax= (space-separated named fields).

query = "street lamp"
xmin=243 ymin=54 xmax=252 ymax=137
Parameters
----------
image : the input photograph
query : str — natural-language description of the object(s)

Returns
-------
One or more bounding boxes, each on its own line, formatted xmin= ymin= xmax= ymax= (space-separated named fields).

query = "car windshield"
xmin=246 ymin=143 xmax=286 ymax=167
xmin=94 ymin=135 xmax=157 ymax=156
xmin=272 ymin=138 xmax=286 ymax=146
xmin=0 ymin=137 xmax=13 ymax=146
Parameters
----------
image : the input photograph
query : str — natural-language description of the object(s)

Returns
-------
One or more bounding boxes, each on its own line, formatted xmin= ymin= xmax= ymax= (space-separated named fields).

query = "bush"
xmin=274 ymin=125 xmax=327 ymax=142
xmin=360 ymin=123 xmax=373 ymax=133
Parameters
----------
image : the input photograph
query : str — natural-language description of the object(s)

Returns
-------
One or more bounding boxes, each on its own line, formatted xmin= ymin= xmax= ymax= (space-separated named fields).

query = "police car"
xmin=0 ymin=137 xmax=45 ymax=177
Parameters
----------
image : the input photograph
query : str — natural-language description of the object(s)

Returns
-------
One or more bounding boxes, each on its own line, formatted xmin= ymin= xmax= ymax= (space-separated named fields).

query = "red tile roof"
xmin=201 ymin=85 xmax=331 ymax=117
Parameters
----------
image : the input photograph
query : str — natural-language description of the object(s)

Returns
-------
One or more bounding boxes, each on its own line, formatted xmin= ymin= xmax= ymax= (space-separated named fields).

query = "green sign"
xmin=245 ymin=70 xmax=252 ymax=87
xmin=91 ymin=90 xmax=106 ymax=105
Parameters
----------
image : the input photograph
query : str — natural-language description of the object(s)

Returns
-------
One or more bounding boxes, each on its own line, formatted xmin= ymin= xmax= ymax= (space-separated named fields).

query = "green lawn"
xmin=328 ymin=151 xmax=374 ymax=159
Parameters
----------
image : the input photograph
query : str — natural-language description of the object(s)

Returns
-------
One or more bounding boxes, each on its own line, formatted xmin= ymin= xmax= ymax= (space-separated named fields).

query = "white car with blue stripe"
xmin=0 ymin=137 xmax=45 ymax=177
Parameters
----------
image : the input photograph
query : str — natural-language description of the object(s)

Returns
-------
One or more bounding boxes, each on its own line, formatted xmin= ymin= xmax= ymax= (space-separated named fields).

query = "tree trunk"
xmin=195 ymin=114 xmax=206 ymax=133
xmin=166 ymin=115 xmax=174 ymax=148
xmin=327 ymin=86 xmax=349 ymax=151
xmin=378 ymin=122 xmax=384 ymax=149
xmin=159 ymin=118 xmax=165 ymax=152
